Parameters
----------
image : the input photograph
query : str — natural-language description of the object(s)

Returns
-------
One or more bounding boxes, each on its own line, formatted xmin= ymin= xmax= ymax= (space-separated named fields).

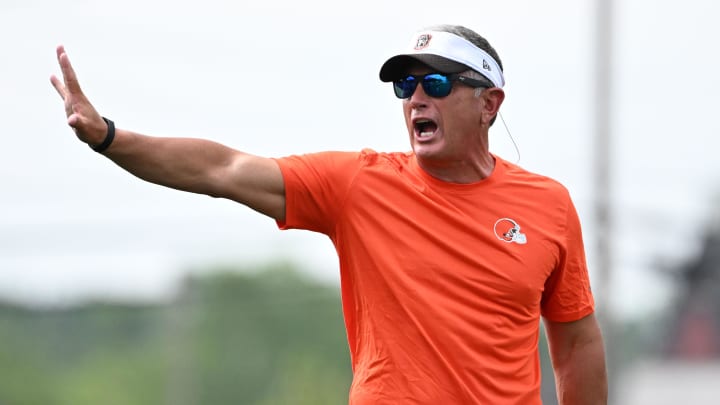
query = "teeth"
xmin=415 ymin=119 xmax=435 ymax=138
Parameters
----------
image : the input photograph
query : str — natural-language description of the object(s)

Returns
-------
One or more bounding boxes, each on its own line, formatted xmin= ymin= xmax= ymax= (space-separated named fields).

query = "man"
xmin=51 ymin=24 xmax=607 ymax=404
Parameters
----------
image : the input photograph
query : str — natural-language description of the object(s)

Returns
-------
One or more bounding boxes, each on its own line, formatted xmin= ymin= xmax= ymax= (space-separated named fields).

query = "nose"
xmin=406 ymin=83 xmax=430 ymax=109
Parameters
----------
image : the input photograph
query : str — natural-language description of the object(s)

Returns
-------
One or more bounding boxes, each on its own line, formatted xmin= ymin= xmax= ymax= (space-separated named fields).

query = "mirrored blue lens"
xmin=421 ymin=74 xmax=453 ymax=97
xmin=393 ymin=76 xmax=418 ymax=98
xmin=393 ymin=74 xmax=454 ymax=99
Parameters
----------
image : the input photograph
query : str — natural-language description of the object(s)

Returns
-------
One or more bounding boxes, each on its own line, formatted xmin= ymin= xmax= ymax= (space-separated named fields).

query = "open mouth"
xmin=414 ymin=119 xmax=438 ymax=138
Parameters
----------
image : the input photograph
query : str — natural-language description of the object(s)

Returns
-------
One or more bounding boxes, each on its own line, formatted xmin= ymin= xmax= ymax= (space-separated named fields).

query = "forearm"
xmin=101 ymin=128 xmax=242 ymax=198
xmin=545 ymin=314 xmax=608 ymax=405
xmin=553 ymin=326 xmax=607 ymax=405
xmin=51 ymin=46 xmax=284 ymax=217
xmin=553 ymin=337 xmax=607 ymax=404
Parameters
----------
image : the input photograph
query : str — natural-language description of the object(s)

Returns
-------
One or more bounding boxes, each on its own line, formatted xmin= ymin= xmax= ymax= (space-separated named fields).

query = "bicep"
xmin=544 ymin=313 xmax=604 ymax=364
xmin=214 ymin=153 xmax=286 ymax=221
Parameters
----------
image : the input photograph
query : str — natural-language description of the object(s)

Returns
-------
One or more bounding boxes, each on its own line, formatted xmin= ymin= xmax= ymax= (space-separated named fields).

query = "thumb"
xmin=68 ymin=112 xmax=107 ymax=145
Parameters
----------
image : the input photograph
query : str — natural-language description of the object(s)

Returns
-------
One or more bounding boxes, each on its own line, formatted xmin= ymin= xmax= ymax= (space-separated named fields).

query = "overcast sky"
xmin=1 ymin=0 xmax=718 ymax=320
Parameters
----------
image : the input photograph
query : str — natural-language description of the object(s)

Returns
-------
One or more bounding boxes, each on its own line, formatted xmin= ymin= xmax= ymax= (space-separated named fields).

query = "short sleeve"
xmin=273 ymin=151 xmax=363 ymax=236
xmin=541 ymin=197 xmax=595 ymax=322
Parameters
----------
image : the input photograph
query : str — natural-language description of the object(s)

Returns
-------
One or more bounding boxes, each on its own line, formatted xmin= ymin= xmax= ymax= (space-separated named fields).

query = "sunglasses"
xmin=393 ymin=73 xmax=490 ymax=99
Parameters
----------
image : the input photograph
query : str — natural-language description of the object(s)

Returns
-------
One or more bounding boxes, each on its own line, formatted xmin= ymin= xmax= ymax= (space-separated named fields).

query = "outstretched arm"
xmin=50 ymin=45 xmax=285 ymax=221
xmin=544 ymin=313 xmax=608 ymax=405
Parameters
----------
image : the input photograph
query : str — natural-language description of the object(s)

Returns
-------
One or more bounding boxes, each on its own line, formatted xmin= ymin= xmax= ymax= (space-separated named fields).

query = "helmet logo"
xmin=493 ymin=218 xmax=527 ymax=245
xmin=414 ymin=34 xmax=432 ymax=50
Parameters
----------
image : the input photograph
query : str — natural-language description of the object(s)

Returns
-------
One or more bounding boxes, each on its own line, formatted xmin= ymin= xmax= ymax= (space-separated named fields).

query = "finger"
xmin=50 ymin=74 xmax=67 ymax=100
xmin=56 ymin=45 xmax=83 ymax=95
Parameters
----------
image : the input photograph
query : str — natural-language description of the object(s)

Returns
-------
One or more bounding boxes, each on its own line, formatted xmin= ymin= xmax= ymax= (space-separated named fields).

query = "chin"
xmin=412 ymin=146 xmax=442 ymax=161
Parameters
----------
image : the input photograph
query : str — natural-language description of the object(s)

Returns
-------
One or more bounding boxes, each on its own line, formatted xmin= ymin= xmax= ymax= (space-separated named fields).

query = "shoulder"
xmin=276 ymin=149 xmax=409 ymax=166
xmin=497 ymin=156 xmax=572 ymax=201
xmin=358 ymin=149 xmax=413 ymax=166
xmin=275 ymin=150 xmax=363 ymax=172
xmin=274 ymin=149 xmax=413 ymax=183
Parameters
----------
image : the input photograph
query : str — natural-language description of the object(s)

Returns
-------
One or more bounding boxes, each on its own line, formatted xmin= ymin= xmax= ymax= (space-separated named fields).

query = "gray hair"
xmin=422 ymin=24 xmax=504 ymax=73
xmin=461 ymin=70 xmax=494 ymax=97
xmin=424 ymin=25 xmax=503 ymax=126
xmin=464 ymin=68 xmax=499 ymax=126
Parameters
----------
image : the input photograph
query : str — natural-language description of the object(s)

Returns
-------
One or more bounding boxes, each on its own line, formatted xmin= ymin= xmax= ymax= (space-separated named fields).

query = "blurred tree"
xmin=0 ymin=262 xmax=351 ymax=405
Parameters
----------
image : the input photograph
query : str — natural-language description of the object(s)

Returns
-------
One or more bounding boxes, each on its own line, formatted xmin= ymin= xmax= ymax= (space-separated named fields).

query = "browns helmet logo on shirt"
xmin=493 ymin=218 xmax=527 ymax=244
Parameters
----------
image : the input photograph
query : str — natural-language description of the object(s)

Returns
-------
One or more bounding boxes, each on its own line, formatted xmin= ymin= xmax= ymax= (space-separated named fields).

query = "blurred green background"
xmin=0 ymin=264 xmax=353 ymax=405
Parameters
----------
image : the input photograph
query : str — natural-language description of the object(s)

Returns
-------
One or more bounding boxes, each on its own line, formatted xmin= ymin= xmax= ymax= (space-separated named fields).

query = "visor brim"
xmin=379 ymin=54 xmax=470 ymax=82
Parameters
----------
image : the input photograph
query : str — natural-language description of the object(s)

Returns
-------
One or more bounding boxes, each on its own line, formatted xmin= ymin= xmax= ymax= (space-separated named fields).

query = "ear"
xmin=480 ymin=88 xmax=505 ymax=126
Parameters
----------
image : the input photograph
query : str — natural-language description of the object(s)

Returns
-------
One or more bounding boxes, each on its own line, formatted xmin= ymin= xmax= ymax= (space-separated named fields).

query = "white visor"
xmin=379 ymin=31 xmax=505 ymax=88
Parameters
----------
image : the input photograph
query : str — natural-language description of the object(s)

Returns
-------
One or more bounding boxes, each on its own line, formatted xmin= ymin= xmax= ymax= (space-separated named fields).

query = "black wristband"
xmin=90 ymin=117 xmax=115 ymax=153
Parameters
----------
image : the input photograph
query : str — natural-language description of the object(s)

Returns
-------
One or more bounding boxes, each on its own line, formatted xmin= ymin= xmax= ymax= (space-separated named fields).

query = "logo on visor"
xmin=483 ymin=59 xmax=491 ymax=71
xmin=414 ymin=34 xmax=432 ymax=50
xmin=493 ymin=218 xmax=527 ymax=245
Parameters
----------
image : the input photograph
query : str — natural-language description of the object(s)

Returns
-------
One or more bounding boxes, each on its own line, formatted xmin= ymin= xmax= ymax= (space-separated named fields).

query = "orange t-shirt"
xmin=275 ymin=150 xmax=594 ymax=404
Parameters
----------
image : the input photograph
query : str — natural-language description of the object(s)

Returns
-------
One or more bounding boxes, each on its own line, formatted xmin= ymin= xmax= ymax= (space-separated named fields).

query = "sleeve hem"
xmin=542 ymin=306 xmax=595 ymax=323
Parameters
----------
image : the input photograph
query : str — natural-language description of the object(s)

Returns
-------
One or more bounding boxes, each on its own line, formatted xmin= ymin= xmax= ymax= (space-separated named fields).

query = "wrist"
xmin=90 ymin=117 xmax=115 ymax=153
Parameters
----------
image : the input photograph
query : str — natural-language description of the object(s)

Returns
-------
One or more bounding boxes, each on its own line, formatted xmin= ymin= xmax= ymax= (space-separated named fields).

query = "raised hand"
xmin=50 ymin=45 xmax=109 ymax=147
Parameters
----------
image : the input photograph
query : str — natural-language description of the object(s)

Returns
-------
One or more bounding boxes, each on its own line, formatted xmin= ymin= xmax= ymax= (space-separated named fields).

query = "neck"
xmin=417 ymin=151 xmax=496 ymax=184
